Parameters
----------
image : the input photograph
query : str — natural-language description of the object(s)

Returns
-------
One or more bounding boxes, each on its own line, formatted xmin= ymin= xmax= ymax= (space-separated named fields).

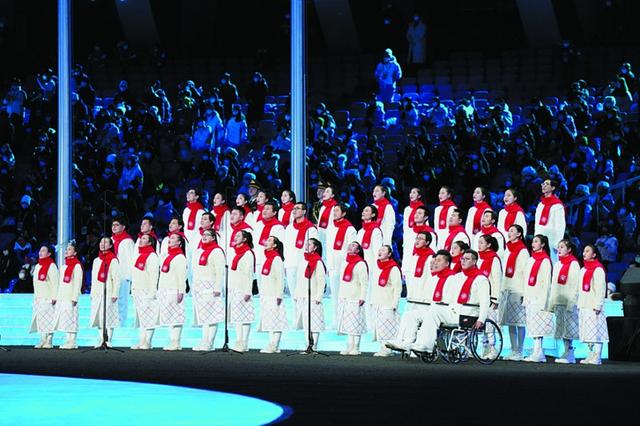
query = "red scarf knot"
xmin=377 ymin=259 xmax=399 ymax=287
xmin=261 ymin=248 xmax=281 ymax=275
xmin=161 ymin=246 xmax=184 ymax=273
xmin=231 ymin=244 xmax=253 ymax=271
xmin=438 ymin=199 xmax=456 ymax=229
xmin=505 ymin=240 xmax=528 ymax=278
xmin=342 ymin=254 xmax=367 ymax=282
xmin=478 ymin=249 xmax=499 ymax=278
xmin=333 ymin=218 xmax=354 ymax=250
xmin=538 ymin=195 xmax=563 ymax=226
xmin=527 ymin=251 xmax=550 ymax=286
xmin=444 ymin=225 xmax=467 ymax=251
xmin=361 ymin=221 xmax=380 ymax=249
xmin=37 ymin=257 xmax=55 ymax=281
xmin=212 ymin=204 xmax=230 ymax=232
xmin=97 ymin=251 xmax=117 ymax=283
xmin=557 ymin=254 xmax=578 ymax=285
xmin=259 ymin=216 xmax=282 ymax=246
xmin=63 ymin=256 xmax=82 ymax=283
xmin=199 ymin=241 xmax=221 ymax=266
xmin=292 ymin=218 xmax=315 ymax=249
xmin=413 ymin=246 xmax=435 ymax=277
xmin=504 ymin=202 xmax=524 ymax=230
xmin=135 ymin=245 xmax=156 ymax=270
xmin=111 ymin=231 xmax=133 ymax=256
xmin=304 ymin=252 xmax=323 ymax=278
xmin=373 ymin=197 xmax=392 ymax=225
xmin=472 ymin=201 xmax=492 ymax=234
xmin=582 ymin=259 xmax=605 ymax=292
xmin=431 ymin=268 xmax=455 ymax=301
xmin=186 ymin=201 xmax=204 ymax=230
xmin=407 ymin=200 xmax=425 ymax=228
xmin=319 ymin=199 xmax=337 ymax=228
xmin=458 ymin=266 xmax=482 ymax=304
xmin=280 ymin=201 xmax=295 ymax=226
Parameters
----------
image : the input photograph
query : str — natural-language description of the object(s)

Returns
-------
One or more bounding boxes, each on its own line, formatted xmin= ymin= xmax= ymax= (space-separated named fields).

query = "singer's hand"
xmin=315 ymin=300 xmax=321 ymax=305
xmin=177 ymin=293 xmax=184 ymax=303
xmin=51 ymin=300 xmax=57 ymax=306
xmin=72 ymin=300 xmax=77 ymax=307
xmin=111 ymin=297 xmax=118 ymax=303
xmin=277 ymin=298 xmax=282 ymax=306
xmin=213 ymin=291 xmax=221 ymax=297
xmin=244 ymin=294 xmax=251 ymax=302
xmin=358 ymin=299 xmax=365 ymax=306
xmin=594 ymin=308 xmax=601 ymax=315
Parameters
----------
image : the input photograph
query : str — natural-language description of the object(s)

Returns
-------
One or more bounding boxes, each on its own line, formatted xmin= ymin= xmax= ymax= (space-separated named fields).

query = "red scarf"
xmin=505 ymin=240 xmax=528 ymax=278
xmin=111 ymin=231 xmax=133 ymax=256
xmin=280 ymin=201 xmax=295 ymax=227
xmin=185 ymin=201 xmax=204 ymax=230
xmin=37 ymin=257 xmax=55 ymax=281
xmin=342 ymin=254 xmax=366 ymax=282
xmin=557 ymin=254 xmax=578 ymax=284
xmin=63 ymin=256 xmax=82 ymax=283
xmin=538 ymin=195 xmax=563 ymax=226
xmin=457 ymin=266 xmax=482 ymax=304
xmin=480 ymin=225 xmax=500 ymax=237
xmin=255 ymin=204 xmax=265 ymax=223
xmin=504 ymin=202 xmax=524 ymax=230
xmin=413 ymin=246 xmax=435 ymax=277
xmin=97 ymin=251 xmax=117 ymax=283
xmin=438 ymin=199 xmax=456 ymax=229
xmin=444 ymin=225 xmax=467 ymax=251
xmin=212 ymin=204 xmax=230 ymax=232
xmin=450 ymin=255 xmax=462 ymax=273
xmin=582 ymin=259 xmax=605 ymax=292
xmin=333 ymin=218 xmax=354 ymax=250
xmin=319 ymin=198 xmax=337 ymax=228
xmin=377 ymin=259 xmax=400 ymax=287
xmin=199 ymin=241 xmax=221 ymax=266
xmin=304 ymin=252 xmax=323 ymax=278
xmin=527 ymin=251 xmax=550 ymax=286
xmin=167 ymin=230 xmax=187 ymax=244
xmin=373 ymin=197 xmax=392 ymax=225
xmin=259 ymin=216 xmax=282 ymax=246
xmin=242 ymin=205 xmax=252 ymax=216
xmin=261 ymin=248 xmax=281 ymax=275
xmin=431 ymin=268 xmax=455 ymax=302
xmin=134 ymin=245 xmax=156 ymax=271
xmin=478 ymin=250 xmax=500 ymax=277
xmin=231 ymin=244 xmax=253 ymax=271
xmin=161 ymin=246 xmax=184 ymax=273
xmin=138 ymin=230 xmax=158 ymax=241
xmin=360 ymin=221 xmax=379 ymax=249
xmin=292 ymin=218 xmax=315 ymax=249
xmin=230 ymin=220 xmax=252 ymax=248
xmin=471 ymin=201 xmax=492 ymax=234
xmin=407 ymin=200 xmax=425 ymax=228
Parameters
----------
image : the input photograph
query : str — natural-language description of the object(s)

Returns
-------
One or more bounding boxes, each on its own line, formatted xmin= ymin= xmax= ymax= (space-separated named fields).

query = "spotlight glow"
xmin=0 ymin=373 xmax=287 ymax=425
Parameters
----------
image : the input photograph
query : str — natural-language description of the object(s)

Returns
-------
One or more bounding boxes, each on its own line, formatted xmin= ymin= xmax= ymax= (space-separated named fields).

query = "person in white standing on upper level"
xmin=465 ymin=186 xmax=493 ymax=237
xmin=534 ymin=178 xmax=566 ymax=262
xmin=372 ymin=184 xmax=396 ymax=246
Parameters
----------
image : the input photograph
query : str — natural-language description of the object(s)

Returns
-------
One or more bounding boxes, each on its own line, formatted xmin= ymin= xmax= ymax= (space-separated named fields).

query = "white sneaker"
xmin=555 ymin=350 xmax=576 ymax=364
xmin=340 ymin=346 xmax=352 ymax=355
xmin=503 ymin=351 xmax=524 ymax=361
xmin=483 ymin=346 xmax=500 ymax=360
xmin=579 ymin=352 xmax=596 ymax=364
xmin=163 ymin=341 xmax=181 ymax=351
xmin=260 ymin=345 xmax=276 ymax=354
xmin=59 ymin=342 xmax=78 ymax=350
xmin=347 ymin=348 xmax=361 ymax=356
xmin=524 ymin=351 xmax=546 ymax=363
xmin=34 ymin=340 xmax=45 ymax=349
xmin=374 ymin=348 xmax=393 ymax=357
xmin=584 ymin=356 xmax=602 ymax=365
xmin=410 ymin=344 xmax=431 ymax=353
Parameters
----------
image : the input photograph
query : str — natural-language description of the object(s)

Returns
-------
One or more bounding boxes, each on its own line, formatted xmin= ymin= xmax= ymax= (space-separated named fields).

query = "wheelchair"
xmin=413 ymin=315 xmax=503 ymax=365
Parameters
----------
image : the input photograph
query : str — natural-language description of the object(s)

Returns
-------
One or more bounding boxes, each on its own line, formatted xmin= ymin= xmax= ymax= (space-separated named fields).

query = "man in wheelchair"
xmin=411 ymin=249 xmax=490 ymax=355
xmin=385 ymin=250 xmax=457 ymax=353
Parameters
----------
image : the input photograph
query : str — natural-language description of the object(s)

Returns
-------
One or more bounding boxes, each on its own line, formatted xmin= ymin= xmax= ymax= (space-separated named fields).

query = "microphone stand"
xmin=204 ymin=212 xmax=240 ymax=355
xmin=84 ymin=189 xmax=123 ymax=353
xmin=288 ymin=225 xmax=328 ymax=357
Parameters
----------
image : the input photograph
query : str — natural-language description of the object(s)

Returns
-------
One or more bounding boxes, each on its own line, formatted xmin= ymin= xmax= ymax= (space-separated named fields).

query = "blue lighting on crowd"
xmin=0 ymin=373 xmax=288 ymax=426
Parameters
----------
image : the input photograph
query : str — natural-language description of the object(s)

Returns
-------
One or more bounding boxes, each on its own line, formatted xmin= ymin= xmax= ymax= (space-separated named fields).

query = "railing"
xmin=565 ymin=174 xmax=640 ymax=221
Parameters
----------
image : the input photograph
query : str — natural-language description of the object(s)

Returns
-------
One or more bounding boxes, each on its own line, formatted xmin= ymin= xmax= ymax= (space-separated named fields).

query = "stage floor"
xmin=0 ymin=347 xmax=638 ymax=424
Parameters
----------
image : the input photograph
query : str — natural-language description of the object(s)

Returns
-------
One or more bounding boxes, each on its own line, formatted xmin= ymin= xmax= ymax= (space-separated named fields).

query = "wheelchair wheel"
xmin=418 ymin=350 xmax=438 ymax=363
xmin=469 ymin=318 xmax=503 ymax=365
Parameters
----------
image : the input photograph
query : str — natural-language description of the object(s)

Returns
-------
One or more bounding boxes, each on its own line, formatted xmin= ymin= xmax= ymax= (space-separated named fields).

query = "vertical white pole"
xmin=291 ymin=0 xmax=307 ymax=203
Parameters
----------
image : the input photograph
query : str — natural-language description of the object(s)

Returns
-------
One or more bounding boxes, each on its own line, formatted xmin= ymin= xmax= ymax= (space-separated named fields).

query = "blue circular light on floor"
xmin=0 ymin=373 xmax=288 ymax=425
